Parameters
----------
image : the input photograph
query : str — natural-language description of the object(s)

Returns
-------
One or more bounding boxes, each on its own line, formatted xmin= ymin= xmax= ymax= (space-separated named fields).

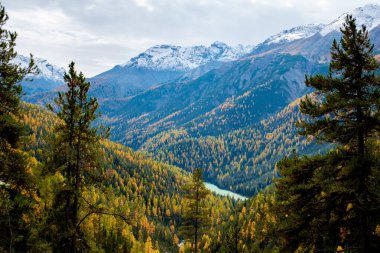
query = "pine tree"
xmin=180 ymin=168 xmax=211 ymax=253
xmin=0 ymin=3 xmax=38 ymax=252
xmin=45 ymin=62 xmax=108 ymax=252
xmin=276 ymin=15 xmax=380 ymax=252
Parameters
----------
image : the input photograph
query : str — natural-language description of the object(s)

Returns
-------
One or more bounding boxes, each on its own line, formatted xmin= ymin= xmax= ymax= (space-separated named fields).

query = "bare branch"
xmin=76 ymin=210 xmax=130 ymax=229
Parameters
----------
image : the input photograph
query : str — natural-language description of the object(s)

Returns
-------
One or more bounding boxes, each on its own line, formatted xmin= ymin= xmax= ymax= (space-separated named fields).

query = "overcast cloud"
xmin=2 ymin=0 xmax=376 ymax=77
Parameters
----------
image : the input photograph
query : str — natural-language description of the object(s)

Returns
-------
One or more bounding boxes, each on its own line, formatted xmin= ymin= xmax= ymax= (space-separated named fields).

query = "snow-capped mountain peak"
xmin=262 ymin=24 xmax=326 ymax=45
xmin=320 ymin=4 xmax=380 ymax=36
xmin=120 ymin=42 xmax=252 ymax=71
xmin=13 ymin=55 xmax=65 ymax=82
xmin=11 ymin=55 xmax=65 ymax=95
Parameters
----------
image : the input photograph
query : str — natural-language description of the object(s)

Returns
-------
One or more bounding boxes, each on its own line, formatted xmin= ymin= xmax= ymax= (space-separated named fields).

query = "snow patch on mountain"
xmin=13 ymin=55 xmax=65 ymax=82
xmin=320 ymin=4 xmax=380 ymax=36
xmin=262 ymin=24 xmax=325 ymax=45
xmin=120 ymin=42 xmax=253 ymax=71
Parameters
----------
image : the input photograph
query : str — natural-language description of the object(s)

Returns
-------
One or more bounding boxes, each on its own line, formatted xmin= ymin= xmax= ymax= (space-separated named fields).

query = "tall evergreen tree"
xmin=45 ymin=62 xmax=108 ymax=252
xmin=180 ymin=168 xmax=211 ymax=253
xmin=275 ymin=15 xmax=380 ymax=252
xmin=0 ymin=3 xmax=38 ymax=252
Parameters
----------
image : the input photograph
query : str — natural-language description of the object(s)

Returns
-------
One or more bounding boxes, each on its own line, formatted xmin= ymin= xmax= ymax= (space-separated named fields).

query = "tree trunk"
xmin=194 ymin=188 xmax=199 ymax=253
xmin=356 ymin=82 xmax=369 ymax=253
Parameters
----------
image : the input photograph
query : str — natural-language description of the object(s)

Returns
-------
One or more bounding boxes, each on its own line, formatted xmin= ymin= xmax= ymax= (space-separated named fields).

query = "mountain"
xmin=92 ymin=4 xmax=379 ymax=195
xmin=14 ymin=55 xmax=65 ymax=94
xmin=262 ymin=24 xmax=326 ymax=45
xmin=87 ymin=42 xmax=252 ymax=98
xmin=319 ymin=4 xmax=380 ymax=36
xmin=250 ymin=4 xmax=380 ymax=61
xmin=100 ymin=54 xmax=327 ymax=146
xmin=23 ymin=4 xmax=380 ymax=196
xmin=121 ymin=42 xmax=250 ymax=71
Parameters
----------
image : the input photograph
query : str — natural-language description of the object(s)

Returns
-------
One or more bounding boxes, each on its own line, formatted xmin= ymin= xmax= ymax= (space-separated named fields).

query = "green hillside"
xmin=140 ymin=96 xmax=330 ymax=196
xmin=20 ymin=102 xmax=237 ymax=252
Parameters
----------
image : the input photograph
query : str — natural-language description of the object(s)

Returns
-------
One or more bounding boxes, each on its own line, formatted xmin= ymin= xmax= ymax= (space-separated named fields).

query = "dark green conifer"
xmin=180 ymin=168 xmax=211 ymax=253
xmin=46 ymin=62 xmax=108 ymax=252
xmin=276 ymin=15 xmax=380 ymax=252
xmin=0 ymin=3 xmax=38 ymax=252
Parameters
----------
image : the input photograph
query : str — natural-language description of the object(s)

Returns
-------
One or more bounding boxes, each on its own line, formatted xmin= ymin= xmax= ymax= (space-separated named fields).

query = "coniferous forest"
xmin=1 ymin=2 xmax=380 ymax=253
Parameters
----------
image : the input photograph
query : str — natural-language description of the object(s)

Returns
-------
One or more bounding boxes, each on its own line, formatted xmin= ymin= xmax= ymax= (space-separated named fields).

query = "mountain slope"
xmin=251 ymin=23 xmax=325 ymax=55
xmin=139 ymin=96 xmax=330 ymax=196
xmin=100 ymin=54 xmax=327 ymax=148
xmin=262 ymin=24 xmax=325 ymax=45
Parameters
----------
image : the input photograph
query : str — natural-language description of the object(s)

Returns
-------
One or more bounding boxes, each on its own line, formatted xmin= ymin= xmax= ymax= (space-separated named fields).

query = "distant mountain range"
xmin=21 ymin=4 xmax=380 ymax=97
xmin=121 ymin=41 xmax=252 ymax=71
xmin=87 ymin=42 xmax=253 ymax=98
xmin=13 ymin=55 xmax=65 ymax=95
xmin=22 ymin=4 xmax=380 ymax=195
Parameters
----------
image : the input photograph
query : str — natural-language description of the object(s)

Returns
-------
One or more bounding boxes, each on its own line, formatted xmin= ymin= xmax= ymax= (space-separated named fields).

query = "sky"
xmin=2 ymin=0 xmax=377 ymax=77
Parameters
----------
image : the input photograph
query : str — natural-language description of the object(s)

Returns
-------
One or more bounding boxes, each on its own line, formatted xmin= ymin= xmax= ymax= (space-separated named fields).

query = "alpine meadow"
xmin=1 ymin=1 xmax=380 ymax=253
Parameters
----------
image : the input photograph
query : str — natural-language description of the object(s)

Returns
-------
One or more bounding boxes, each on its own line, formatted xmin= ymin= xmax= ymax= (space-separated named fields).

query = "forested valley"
xmin=1 ymin=2 xmax=380 ymax=253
